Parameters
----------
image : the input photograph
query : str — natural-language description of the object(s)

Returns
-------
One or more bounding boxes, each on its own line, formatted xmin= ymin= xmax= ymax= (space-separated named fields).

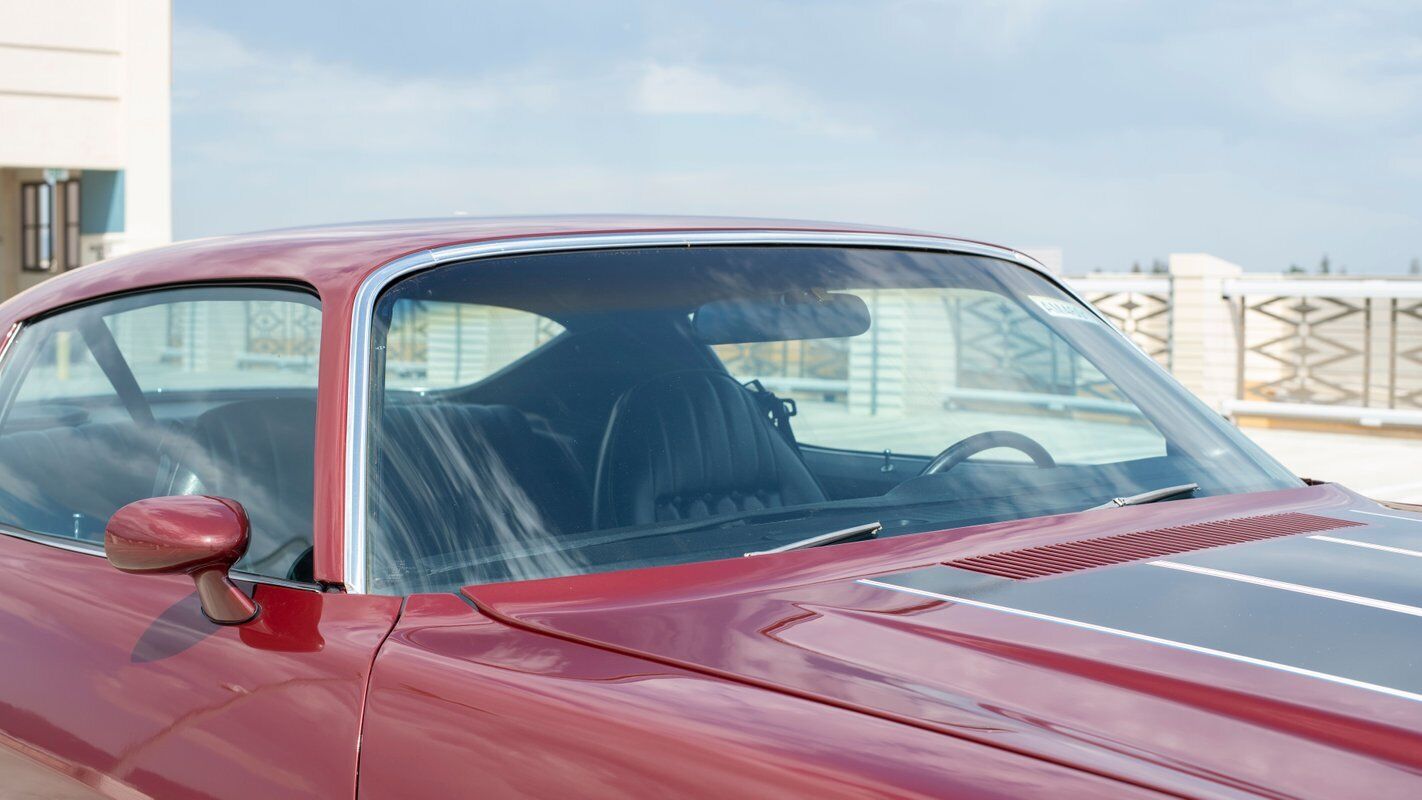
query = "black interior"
xmin=368 ymin=401 xmax=588 ymax=589
xmin=0 ymin=414 xmax=162 ymax=540
xmin=161 ymin=397 xmax=318 ymax=576
xmin=592 ymin=370 xmax=826 ymax=529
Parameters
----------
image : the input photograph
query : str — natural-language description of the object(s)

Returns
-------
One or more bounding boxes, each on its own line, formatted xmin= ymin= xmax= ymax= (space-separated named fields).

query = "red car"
xmin=0 ymin=217 xmax=1418 ymax=799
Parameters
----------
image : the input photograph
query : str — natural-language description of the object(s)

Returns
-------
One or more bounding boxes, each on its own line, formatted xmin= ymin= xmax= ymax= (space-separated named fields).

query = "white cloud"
xmin=171 ymin=4 xmax=1422 ymax=271
xmin=1262 ymin=47 xmax=1422 ymax=121
xmin=632 ymin=62 xmax=872 ymax=138
xmin=1142 ymin=7 xmax=1422 ymax=126
xmin=898 ymin=0 xmax=1056 ymax=53
xmin=175 ymin=23 xmax=870 ymax=159
xmin=174 ymin=23 xmax=574 ymax=154
xmin=634 ymin=63 xmax=786 ymax=116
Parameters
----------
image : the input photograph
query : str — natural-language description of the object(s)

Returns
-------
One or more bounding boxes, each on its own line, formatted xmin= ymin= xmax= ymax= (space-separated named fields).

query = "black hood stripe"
xmin=859 ymin=576 xmax=1422 ymax=705
xmin=1149 ymin=560 xmax=1422 ymax=618
xmin=1170 ymin=532 xmax=1422 ymax=607
xmin=861 ymin=517 xmax=1422 ymax=705
xmin=1311 ymin=534 xmax=1422 ymax=560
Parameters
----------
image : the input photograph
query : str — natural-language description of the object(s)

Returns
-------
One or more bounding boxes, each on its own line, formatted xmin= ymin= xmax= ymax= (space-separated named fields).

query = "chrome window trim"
xmin=0 ymin=522 xmax=100 ymax=557
xmin=0 ymin=524 xmax=323 ymax=592
xmin=231 ymin=571 xmax=325 ymax=592
xmin=340 ymin=229 xmax=1138 ymax=594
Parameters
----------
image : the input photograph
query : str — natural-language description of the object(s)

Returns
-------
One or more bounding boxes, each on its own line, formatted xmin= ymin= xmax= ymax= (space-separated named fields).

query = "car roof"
xmin=0 ymin=214 xmax=1024 ymax=322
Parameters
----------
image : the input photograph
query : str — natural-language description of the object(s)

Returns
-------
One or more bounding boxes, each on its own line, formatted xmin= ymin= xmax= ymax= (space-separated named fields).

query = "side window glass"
xmin=13 ymin=330 xmax=113 ymax=404
xmin=0 ymin=287 xmax=322 ymax=580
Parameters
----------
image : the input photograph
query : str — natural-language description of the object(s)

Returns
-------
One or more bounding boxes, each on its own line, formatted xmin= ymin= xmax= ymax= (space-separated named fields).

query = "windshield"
xmin=364 ymin=245 xmax=1298 ymax=594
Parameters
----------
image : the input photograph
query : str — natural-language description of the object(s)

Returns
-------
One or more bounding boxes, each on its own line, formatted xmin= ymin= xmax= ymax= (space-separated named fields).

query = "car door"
xmin=0 ymin=286 xmax=400 ymax=799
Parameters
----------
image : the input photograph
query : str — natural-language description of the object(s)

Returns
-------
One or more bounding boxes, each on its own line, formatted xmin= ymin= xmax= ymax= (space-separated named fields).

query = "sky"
xmin=172 ymin=1 xmax=1422 ymax=273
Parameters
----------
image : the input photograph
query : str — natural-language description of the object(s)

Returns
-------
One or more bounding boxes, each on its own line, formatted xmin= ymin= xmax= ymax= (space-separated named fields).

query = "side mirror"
xmin=105 ymin=496 xmax=259 ymax=625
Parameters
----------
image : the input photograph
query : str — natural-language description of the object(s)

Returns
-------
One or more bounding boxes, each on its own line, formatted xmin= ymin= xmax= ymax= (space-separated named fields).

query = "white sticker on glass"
xmin=1030 ymin=295 xmax=1100 ymax=323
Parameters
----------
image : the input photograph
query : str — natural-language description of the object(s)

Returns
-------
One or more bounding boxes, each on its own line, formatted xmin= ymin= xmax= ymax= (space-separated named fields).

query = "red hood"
xmin=466 ymin=484 xmax=1422 ymax=799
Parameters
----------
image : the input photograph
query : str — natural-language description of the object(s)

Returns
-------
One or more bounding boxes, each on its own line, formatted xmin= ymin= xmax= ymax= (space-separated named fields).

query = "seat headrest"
xmin=593 ymin=371 xmax=824 ymax=529
xmin=186 ymin=397 xmax=318 ymax=575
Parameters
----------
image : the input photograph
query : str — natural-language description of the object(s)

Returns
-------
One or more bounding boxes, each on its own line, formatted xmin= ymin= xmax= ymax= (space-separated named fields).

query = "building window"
xmin=57 ymin=179 xmax=81 ymax=270
xmin=21 ymin=182 xmax=51 ymax=271
xmin=20 ymin=179 xmax=82 ymax=272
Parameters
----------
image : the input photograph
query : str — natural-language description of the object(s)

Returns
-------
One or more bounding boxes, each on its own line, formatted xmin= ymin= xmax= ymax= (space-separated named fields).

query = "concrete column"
xmin=116 ymin=0 xmax=172 ymax=254
xmin=0 ymin=169 xmax=17 ymax=299
xmin=1168 ymin=253 xmax=1243 ymax=410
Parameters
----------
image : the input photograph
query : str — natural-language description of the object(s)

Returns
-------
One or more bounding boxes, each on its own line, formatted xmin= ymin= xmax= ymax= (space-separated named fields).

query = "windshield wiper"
xmin=744 ymin=521 xmax=882 ymax=557
xmin=1089 ymin=482 xmax=1199 ymax=511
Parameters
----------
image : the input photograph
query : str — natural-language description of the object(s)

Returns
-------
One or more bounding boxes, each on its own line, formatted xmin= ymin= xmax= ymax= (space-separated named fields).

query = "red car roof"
xmin=0 ymin=215 xmax=999 ymax=322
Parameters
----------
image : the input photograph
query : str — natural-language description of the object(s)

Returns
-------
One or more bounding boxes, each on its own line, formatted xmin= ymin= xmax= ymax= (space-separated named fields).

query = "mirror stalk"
xmin=193 ymin=566 xmax=260 ymax=625
xmin=106 ymin=495 xmax=260 ymax=626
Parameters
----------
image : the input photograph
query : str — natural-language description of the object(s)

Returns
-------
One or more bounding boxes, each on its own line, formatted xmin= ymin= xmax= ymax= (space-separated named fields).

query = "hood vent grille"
xmin=945 ymin=512 xmax=1362 ymax=580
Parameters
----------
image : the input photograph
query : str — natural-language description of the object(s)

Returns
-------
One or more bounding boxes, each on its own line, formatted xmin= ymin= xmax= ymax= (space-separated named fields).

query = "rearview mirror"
xmin=692 ymin=291 xmax=871 ymax=344
xmin=105 ymin=496 xmax=259 ymax=625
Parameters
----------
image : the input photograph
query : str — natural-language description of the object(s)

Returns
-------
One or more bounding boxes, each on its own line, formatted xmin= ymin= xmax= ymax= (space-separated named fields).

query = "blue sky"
xmin=173 ymin=1 xmax=1421 ymax=273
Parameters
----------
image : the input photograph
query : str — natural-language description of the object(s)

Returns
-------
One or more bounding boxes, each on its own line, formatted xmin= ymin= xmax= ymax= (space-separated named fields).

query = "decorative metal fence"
xmin=1224 ymin=278 xmax=1422 ymax=414
xmin=132 ymin=269 xmax=1422 ymax=429
xmin=713 ymin=339 xmax=850 ymax=399
xmin=240 ymin=300 xmax=320 ymax=370
xmin=1068 ymin=276 xmax=1173 ymax=369
xmin=949 ymin=293 xmax=1120 ymax=400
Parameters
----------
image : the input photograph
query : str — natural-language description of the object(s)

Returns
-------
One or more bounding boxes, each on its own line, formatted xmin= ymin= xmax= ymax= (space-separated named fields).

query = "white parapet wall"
xmin=1164 ymin=253 xmax=1244 ymax=411
xmin=1068 ymin=260 xmax=1422 ymax=429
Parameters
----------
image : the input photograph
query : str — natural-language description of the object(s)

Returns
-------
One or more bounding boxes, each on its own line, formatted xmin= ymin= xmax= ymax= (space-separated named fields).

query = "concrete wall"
xmin=0 ymin=1 xmax=126 ymax=169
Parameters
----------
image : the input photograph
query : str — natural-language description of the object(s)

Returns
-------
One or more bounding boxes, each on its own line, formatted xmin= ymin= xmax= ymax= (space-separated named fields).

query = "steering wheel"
xmin=920 ymin=431 xmax=1056 ymax=475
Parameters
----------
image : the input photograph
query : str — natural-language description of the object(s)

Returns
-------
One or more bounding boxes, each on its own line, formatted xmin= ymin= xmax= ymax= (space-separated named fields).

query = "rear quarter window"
xmin=382 ymin=300 xmax=564 ymax=390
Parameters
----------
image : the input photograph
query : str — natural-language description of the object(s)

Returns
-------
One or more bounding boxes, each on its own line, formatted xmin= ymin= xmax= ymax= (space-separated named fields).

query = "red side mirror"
xmin=106 ymin=495 xmax=260 ymax=625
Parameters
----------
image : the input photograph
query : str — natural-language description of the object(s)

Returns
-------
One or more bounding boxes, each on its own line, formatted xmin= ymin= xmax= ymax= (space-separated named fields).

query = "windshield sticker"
xmin=1030 ymin=295 xmax=1100 ymax=323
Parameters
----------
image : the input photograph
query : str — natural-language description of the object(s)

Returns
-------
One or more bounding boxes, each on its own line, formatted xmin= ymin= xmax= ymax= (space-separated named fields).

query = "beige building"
xmin=0 ymin=0 xmax=171 ymax=299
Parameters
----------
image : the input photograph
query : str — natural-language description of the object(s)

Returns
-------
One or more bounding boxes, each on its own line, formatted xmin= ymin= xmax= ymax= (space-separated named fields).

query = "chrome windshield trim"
xmin=341 ymin=230 xmax=1113 ymax=594
xmin=0 ymin=322 xmax=22 ymax=367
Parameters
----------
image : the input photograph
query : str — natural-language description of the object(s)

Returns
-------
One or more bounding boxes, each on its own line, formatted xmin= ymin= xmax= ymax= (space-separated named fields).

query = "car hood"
xmin=465 ymin=484 xmax=1422 ymax=799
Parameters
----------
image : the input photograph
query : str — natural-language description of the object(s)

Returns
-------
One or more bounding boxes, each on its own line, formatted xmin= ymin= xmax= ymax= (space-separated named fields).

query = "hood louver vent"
xmin=945 ymin=512 xmax=1362 ymax=580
